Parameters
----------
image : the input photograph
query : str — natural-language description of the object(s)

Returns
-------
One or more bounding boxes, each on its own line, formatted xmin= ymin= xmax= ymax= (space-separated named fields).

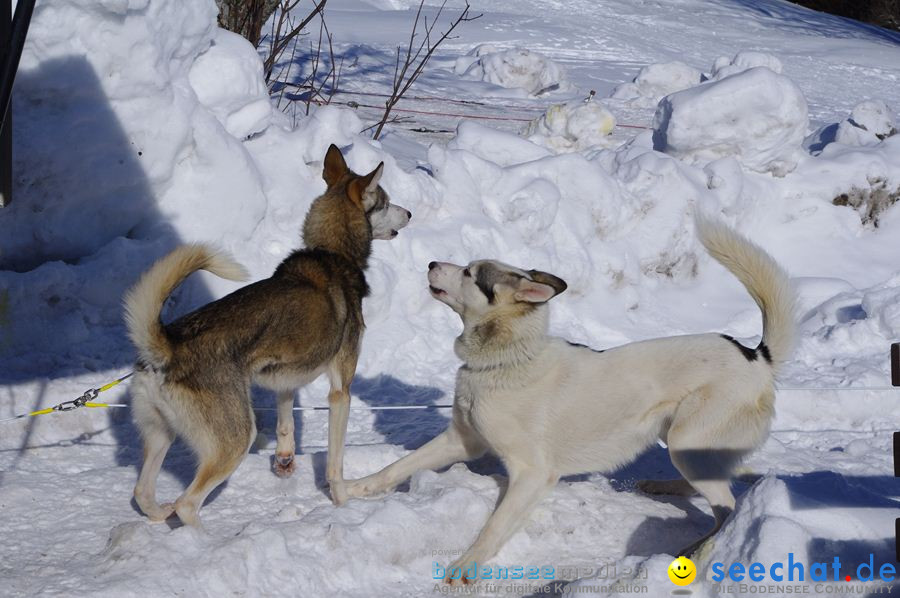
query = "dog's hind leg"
xmin=173 ymin=389 xmax=255 ymax=527
xmin=132 ymin=375 xmax=176 ymax=522
xmin=666 ymin=445 xmax=737 ymax=557
xmin=669 ymin=464 xmax=734 ymax=557
xmin=665 ymin=421 xmax=743 ymax=556
xmin=133 ymin=404 xmax=176 ymax=522
xmin=273 ymin=390 xmax=297 ymax=478
xmin=661 ymin=383 xmax=774 ymax=556
xmin=346 ymin=422 xmax=486 ymax=499
xmin=445 ymin=464 xmax=558 ymax=585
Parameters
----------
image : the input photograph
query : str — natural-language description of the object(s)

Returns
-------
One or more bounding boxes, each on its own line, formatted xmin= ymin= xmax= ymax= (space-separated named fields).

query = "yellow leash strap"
xmin=1 ymin=372 xmax=133 ymax=423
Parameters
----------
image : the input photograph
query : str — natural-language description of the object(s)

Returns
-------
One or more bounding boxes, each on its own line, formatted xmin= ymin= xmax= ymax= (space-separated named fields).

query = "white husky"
xmin=347 ymin=216 xmax=795 ymax=584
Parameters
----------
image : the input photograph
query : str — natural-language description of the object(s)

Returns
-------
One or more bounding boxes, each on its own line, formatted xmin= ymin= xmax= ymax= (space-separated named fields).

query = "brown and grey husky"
xmin=346 ymin=216 xmax=795 ymax=583
xmin=125 ymin=144 xmax=410 ymax=527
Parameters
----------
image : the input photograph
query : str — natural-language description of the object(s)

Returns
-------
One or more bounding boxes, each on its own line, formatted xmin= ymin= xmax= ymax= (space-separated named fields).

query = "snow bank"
xmin=2 ymin=0 xmax=275 ymax=272
xmin=526 ymin=99 xmax=617 ymax=152
xmin=2 ymin=0 xmax=213 ymax=270
xmin=456 ymin=45 xmax=567 ymax=96
xmin=610 ymin=61 xmax=702 ymax=107
xmin=188 ymin=29 xmax=273 ymax=139
xmin=565 ymin=473 xmax=899 ymax=596
xmin=698 ymin=474 xmax=898 ymax=596
xmin=709 ymin=50 xmax=783 ymax=81
xmin=653 ymin=66 xmax=809 ymax=175
xmin=423 ymin=137 xmax=705 ymax=300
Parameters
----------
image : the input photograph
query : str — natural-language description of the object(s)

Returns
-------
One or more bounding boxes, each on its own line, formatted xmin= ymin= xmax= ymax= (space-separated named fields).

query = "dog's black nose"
xmin=428 ymin=261 xmax=437 ymax=270
xmin=406 ymin=210 xmax=412 ymax=220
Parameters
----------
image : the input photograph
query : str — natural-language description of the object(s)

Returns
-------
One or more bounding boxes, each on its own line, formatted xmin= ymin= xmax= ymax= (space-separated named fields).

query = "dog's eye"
xmin=463 ymin=268 xmax=471 ymax=277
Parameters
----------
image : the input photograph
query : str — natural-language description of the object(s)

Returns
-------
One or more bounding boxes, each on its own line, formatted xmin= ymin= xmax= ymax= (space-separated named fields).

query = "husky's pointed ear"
xmin=348 ymin=162 xmax=384 ymax=208
xmin=520 ymin=269 xmax=567 ymax=302
xmin=513 ymin=279 xmax=557 ymax=304
xmin=323 ymin=144 xmax=349 ymax=187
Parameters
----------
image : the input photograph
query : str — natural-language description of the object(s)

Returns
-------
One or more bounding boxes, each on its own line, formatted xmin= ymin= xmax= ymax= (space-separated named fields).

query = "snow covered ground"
xmin=2 ymin=0 xmax=900 ymax=596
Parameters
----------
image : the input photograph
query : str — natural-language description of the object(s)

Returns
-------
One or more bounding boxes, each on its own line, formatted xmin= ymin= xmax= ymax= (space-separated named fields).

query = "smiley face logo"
xmin=668 ymin=556 xmax=696 ymax=585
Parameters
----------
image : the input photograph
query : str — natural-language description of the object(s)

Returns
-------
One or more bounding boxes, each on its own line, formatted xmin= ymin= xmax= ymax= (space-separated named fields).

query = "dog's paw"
xmin=344 ymin=479 xmax=365 ymax=498
xmin=146 ymin=502 xmax=176 ymax=523
xmin=272 ymin=454 xmax=296 ymax=478
xmin=444 ymin=570 xmax=476 ymax=586
xmin=329 ymin=482 xmax=348 ymax=506
xmin=444 ymin=560 xmax=478 ymax=585
xmin=345 ymin=477 xmax=381 ymax=499
xmin=679 ymin=536 xmax=714 ymax=560
xmin=445 ymin=574 xmax=474 ymax=586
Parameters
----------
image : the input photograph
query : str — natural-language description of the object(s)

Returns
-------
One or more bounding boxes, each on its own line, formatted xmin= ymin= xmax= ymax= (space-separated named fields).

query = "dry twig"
xmin=371 ymin=0 xmax=481 ymax=139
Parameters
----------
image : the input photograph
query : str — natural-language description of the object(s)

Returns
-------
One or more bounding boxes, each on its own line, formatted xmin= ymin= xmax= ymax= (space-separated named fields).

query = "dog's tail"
xmin=694 ymin=215 xmax=796 ymax=373
xmin=124 ymin=245 xmax=249 ymax=367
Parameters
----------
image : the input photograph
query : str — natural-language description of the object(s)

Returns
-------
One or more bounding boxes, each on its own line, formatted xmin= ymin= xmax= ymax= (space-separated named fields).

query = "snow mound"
xmin=188 ymin=29 xmax=273 ymax=139
xmin=456 ymin=45 xmax=567 ymax=96
xmin=290 ymin=104 xmax=367 ymax=163
xmin=848 ymin=100 xmax=897 ymax=138
xmin=525 ymin=99 xmax=617 ymax=152
xmin=710 ymin=50 xmax=783 ymax=81
xmin=610 ymin=61 xmax=702 ymax=107
xmin=835 ymin=99 xmax=897 ymax=147
xmin=793 ymin=273 xmax=900 ymax=385
xmin=417 ymin=133 xmax=709 ymax=324
xmin=652 ymin=66 xmax=808 ymax=175
xmin=449 ymin=120 xmax=551 ymax=166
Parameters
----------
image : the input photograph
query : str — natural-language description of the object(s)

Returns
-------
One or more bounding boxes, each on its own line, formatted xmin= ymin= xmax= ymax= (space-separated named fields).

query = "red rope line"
xmin=306 ymin=94 xmax=653 ymax=129
xmin=346 ymin=101 xmax=535 ymax=122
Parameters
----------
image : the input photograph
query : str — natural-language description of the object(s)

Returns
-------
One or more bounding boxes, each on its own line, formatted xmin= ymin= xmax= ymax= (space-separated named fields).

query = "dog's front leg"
xmin=272 ymin=390 xmax=297 ymax=477
xmin=325 ymin=348 xmax=359 ymax=506
xmin=346 ymin=422 xmax=485 ymax=498
xmin=445 ymin=467 xmax=557 ymax=585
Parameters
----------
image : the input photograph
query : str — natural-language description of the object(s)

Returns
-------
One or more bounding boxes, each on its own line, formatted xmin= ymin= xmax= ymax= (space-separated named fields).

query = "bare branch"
xmin=264 ymin=0 xmax=329 ymax=84
xmin=372 ymin=0 xmax=481 ymax=138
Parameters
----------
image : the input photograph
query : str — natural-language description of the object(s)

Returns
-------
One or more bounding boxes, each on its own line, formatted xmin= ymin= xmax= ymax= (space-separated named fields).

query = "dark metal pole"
xmin=892 ymin=342 xmax=899 ymax=387
xmin=0 ymin=0 xmax=36 ymax=129
xmin=0 ymin=0 xmax=37 ymax=207
xmin=894 ymin=343 xmax=899 ymax=561
xmin=0 ymin=0 xmax=11 ymax=207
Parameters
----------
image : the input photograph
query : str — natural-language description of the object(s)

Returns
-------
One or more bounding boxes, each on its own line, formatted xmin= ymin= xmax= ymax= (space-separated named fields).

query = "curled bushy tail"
xmin=694 ymin=215 xmax=796 ymax=373
xmin=124 ymin=245 xmax=248 ymax=368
